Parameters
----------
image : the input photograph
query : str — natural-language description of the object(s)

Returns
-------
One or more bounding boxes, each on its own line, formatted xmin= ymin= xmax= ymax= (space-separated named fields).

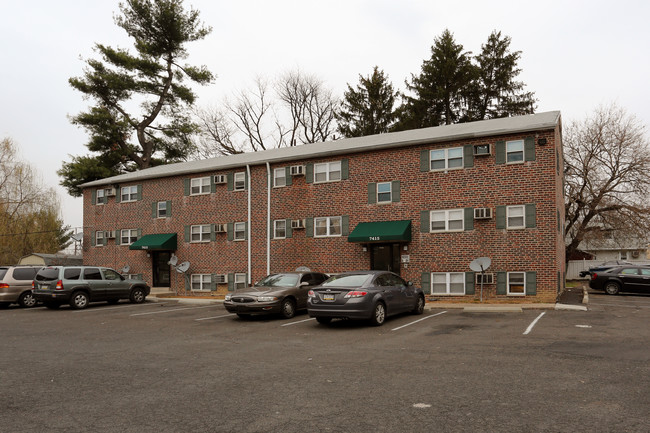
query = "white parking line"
xmin=195 ymin=313 xmax=236 ymax=321
xmin=130 ymin=305 xmax=215 ymax=316
xmin=391 ymin=311 xmax=447 ymax=331
xmin=589 ymin=302 xmax=650 ymax=309
xmin=72 ymin=302 xmax=166 ymax=313
xmin=281 ymin=317 xmax=316 ymax=327
xmin=523 ymin=312 xmax=546 ymax=335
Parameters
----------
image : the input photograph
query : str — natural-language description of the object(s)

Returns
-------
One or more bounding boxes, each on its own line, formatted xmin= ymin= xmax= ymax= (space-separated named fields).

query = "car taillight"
xmin=344 ymin=290 xmax=368 ymax=298
xmin=308 ymin=290 xmax=315 ymax=297
xmin=591 ymin=273 xmax=598 ymax=280
xmin=55 ymin=280 xmax=64 ymax=290
xmin=32 ymin=281 xmax=35 ymax=289
xmin=0 ymin=283 xmax=9 ymax=289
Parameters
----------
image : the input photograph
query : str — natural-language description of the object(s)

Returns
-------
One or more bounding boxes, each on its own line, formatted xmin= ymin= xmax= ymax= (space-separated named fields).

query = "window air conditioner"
xmin=290 ymin=165 xmax=305 ymax=176
xmin=215 ymin=224 xmax=227 ymax=233
xmin=214 ymin=175 xmax=227 ymax=184
xmin=107 ymin=230 xmax=117 ymax=239
xmin=106 ymin=187 xmax=117 ymax=197
xmin=475 ymin=273 xmax=495 ymax=285
xmin=291 ymin=219 xmax=306 ymax=229
xmin=214 ymin=274 xmax=228 ymax=284
xmin=473 ymin=144 xmax=491 ymax=156
xmin=474 ymin=207 xmax=493 ymax=219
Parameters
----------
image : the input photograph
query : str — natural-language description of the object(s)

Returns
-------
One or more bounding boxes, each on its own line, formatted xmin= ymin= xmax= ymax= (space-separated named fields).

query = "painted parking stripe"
xmin=195 ymin=313 xmax=236 ymax=321
xmin=391 ymin=311 xmax=447 ymax=331
xmin=130 ymin=305 xmax=215 ymax=316
xmin=72 ymin=302 xmax=167 ymax=313
xmin=589 ymin=302 xmax=650 ymax=309
xmin=281 ymin=317 xmax=316 ymax=327
xmin=523 ymin=312 xmax=546 ymax=335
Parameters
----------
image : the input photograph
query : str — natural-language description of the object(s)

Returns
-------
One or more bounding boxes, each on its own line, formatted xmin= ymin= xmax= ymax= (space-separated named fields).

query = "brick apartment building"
xmin=81 ymin=111 xmax=565 ymax=303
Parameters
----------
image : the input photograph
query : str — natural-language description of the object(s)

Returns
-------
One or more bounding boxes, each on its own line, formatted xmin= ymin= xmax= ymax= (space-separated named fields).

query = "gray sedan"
xmin=307 ymin=271 xmax=425 ymax=326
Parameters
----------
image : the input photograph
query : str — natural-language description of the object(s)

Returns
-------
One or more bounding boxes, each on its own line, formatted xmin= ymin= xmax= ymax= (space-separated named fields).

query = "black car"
xmin=579 ymin=260 xmax=633 ymax=278
xmin=589 ymin=265 xmax=650 ymax=295
xmin=307 ymin=271 xmax=425 ymax=326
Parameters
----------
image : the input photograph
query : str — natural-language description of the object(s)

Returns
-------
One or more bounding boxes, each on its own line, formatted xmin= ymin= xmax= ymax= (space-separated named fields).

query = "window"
xmin=103 ymin=269 xmax=122 ymax=281
xmin=507 ymin=272 xmax=525 ymax=295
xmin=95 ymin=231 xmax=105 ymax=247
xmin=121 ymin=229 xmax=139 ymax=245
xmin=314 ymin=216 xmax=342 ymax=237
xmin=620 ymin=251 xmax=628 ymax=260
xmin=430 ymin=209 xmax=464 ymax=232
xmin=234 ymin=222 xmax=246 ymax=241
xmin=191 ymin=274 xmax=211 ymax=291
xmin=620 ymin=268 xmax=638 ymax=275
xmin=234 ymin=172 xmax=246 ymax=191
xmin=314 ymin=161 xmax=341 ymax=183
xmin=274 ymin=220 xmax=286 ymax=239
xmin=234 ymin=273 xmax=247 ymax=290
xmin=506 ymin=205 xmax=525 ymax=229
xmin=12 ymin=268 xmax=38 ymax=280
xmin=429 ymin=147 xmax=463 ymax=171
xmin=506 ymin=140 xmax=524 ymax=163
xmin=63 ymin=268 xmax=81 ymax=280
xmin=191 ymin=177 xmax=211 ymax=195
xmin=431 ymin=272 xmax=465 ymax=295
xmin=377 ymin=182 xmax=392 ymax=203
xmin=83 ymin=268 xmax=102 ymax=280
xmin=121 ymin=186 xmax=138 ymax=202
xmin=96 ymin=189 xmax=105 ymax=205
xmin=157 ymin=201 xmax=167 ymax=218
xmin=191 ymin=225 xmax=211 ymax=243
xmin=274 ymin=168 xmax=286 ymax=187
xmin=641 ymin=269 xmax=650 ymax=276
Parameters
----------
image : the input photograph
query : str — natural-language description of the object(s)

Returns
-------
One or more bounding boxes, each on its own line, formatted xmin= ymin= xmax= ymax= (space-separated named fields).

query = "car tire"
xmin=129 ymin=287 xmax=146 ymax=304
xmin=604 ymin=282 xmax=620 ymax=295
xmin=280 ymin=298 xmax=296 ymax=319
xmin=369 ymin=302 xmax=386 ymax=326
xmin=70 ymin=291 xmax=90 ymax=310
xmin=316 ymin=317 xmax=332 ymax=324
xmin=44 ymin=301 xmax=60 ymax=310
xmin=18 ymin=291 xmax=37 ymax=308
xmin=412 ymin=295 xmax=425 ymax=315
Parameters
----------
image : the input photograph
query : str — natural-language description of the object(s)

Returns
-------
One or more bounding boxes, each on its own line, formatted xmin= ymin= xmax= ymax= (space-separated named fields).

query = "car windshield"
xmin=254 ymin=274 xmax=299 ymax=288
xmin=321 ymin=274 xmax=372 ymax=288
xmin=35 ymin=268 xmax=59 ymax=281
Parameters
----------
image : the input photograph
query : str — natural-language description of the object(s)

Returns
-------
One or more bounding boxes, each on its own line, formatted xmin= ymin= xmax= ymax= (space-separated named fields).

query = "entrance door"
xmin=370 ymin=244 xmax=401 ymax=275
xmin=152 ymin=251 xmax=171 ymax=287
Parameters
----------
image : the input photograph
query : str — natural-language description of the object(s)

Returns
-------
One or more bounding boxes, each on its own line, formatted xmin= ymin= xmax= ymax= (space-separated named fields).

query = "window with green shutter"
xmin=421 ymin=272 xmax=431 ymax=295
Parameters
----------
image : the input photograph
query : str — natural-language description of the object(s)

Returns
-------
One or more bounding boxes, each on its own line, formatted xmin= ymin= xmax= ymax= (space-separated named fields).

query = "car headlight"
xmin=257 ymin=296 xmax=278 ymax=302
xmin=225 ymin=294 xmax=232 ymax=301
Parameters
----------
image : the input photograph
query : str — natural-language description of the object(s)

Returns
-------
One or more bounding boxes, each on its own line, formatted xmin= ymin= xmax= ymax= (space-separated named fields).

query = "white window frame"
xmin=191 ymin=274 xmax=211 ymax=292
xmin=314 ymin=216 xmax=342 ymax=237
xmin=157 ymin=201 xmax=167 ymax=218
xmin=234 ymin=273 xmax=247 ymax=290
xmin=431 ymin=272 xmax=466 ymax=295
xmin=507 ymin=272 xmax=526 ymax=296
xmin=191 ymin=224 xmax=211 ymax=243
xmin=121 ymin=185 xmax=138 ymax=202
xmin=95 ymin=231 xmax=104 ymax=247
xmin=430 ymin=209 xmax=464 ymax=232
xmin=234 ymin=172 xmax=246 ymax=191
xmin=273 ymin=168 xmax=286 ymax=188
xmin=96 ymin=189 xmax=105 ymax=205
xmin=121 ymin=229 xmax=138 ymax=245
xmin=314 ymin=161 xmax=341 ymax=183
xmin=619 ymin=251 xmax=628 ymax=260
xmin=429 ymin=147 xmax=463 ymax=171
xmin=234 ymin=222 xmax=246 ymax=241
xmin=506 ymin=205 xmax=525 ymax=229
xmin=274 ymin=219 xmax=286 ymax=239
xmin=377 ymin=182 xmax=392 ymax=203
xmin=190 ymin=177 xmax=211 ymax=195
xmin=506 ymin=139 xmax=524 ymax=164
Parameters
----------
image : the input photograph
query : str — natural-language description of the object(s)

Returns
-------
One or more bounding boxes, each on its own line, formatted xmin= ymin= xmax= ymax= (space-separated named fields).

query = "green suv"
xmin=32 ymin=266 xmax=150 ymax=309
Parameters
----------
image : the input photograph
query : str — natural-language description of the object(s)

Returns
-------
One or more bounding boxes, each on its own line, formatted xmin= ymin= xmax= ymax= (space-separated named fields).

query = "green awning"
xmin=129 ymin=233 xmax=177 ymax=250
xmin=348 ymin=220 xmax=412 ymax=243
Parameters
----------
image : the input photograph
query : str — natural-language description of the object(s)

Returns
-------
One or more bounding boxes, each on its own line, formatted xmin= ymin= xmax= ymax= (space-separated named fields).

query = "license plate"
xmin=41 ymin=284 xmax=48 ymax=290
xmin=323 ymin=294 xmax=335 ymax=301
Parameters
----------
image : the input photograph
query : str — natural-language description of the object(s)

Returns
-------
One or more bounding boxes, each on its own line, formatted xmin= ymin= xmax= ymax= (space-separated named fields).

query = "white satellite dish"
xmin=295 ymin=266 xmax=311 ymax=272
xmin=176 ymin=261 xmax=190 ymax=273
xmin=71 ymin=232 xmax=83 ymax=242
xmin=168 ymin=254 xmax=178 ymax=266
xmin=469 ymin=257 xmax=491 ymax=272
xmin=121 ymin=265 xmax=131 ymax=274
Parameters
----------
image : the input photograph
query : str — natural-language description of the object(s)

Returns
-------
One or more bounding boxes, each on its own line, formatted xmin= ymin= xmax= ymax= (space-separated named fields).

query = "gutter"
xmin=266 ymin=162 xmax=271 ymax=276
xmin=247 ymin=164 xmax=252 ymax=285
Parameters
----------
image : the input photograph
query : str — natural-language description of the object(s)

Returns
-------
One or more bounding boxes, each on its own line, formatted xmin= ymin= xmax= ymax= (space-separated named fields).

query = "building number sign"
xmin=369 ymin=236 xmax=381 ymax=241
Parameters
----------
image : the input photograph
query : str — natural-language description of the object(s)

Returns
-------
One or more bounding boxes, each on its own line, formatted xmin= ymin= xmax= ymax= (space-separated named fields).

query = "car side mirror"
xmin=300 ymin=281 xmax=309 ymax=287
xmin=407 ymin=281 xmax=414 ymax=287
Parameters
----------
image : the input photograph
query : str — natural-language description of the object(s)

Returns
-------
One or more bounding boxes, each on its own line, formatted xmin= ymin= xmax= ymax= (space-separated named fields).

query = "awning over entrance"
xmin=129 ymin=233 xmax=177 ymax=251
xmin=348 ymin=220 xmax=412 ymax=243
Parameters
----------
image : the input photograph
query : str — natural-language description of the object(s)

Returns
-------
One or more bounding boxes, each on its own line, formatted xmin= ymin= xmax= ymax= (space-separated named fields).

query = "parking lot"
xmin=1 ymin=290 xmax=649 ymax=433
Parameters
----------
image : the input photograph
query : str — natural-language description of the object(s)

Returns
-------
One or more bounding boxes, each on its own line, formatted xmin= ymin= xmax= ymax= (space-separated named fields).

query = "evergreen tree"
xmin=336 ymin=66 xmax=398 ymax=137
xmin=60 ymin=0 xmax=214 ymax=196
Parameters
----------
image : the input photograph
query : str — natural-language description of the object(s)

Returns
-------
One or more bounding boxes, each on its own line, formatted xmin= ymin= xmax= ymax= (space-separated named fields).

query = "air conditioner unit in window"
xmin=291 ymin=219 xmax=305 ymax=229
xmin=106 ymin=230 xmax=117 ymax=239
xmin=214 ymin=175 xmax=227 ymax=184
xmin=290 ymin=165 xmax=305 ymax=176
xmin=215 ymin=224 xmax=227 ymax=233
xmin=474 ymin=207 xmax=493 ymax=219
xmin=475 ymin=273 xmax=495 ymax=285
xmin=106 ymin=187 xmax=117 ymax=197
xmin=473 ymin=143 xmax=491 ymax=156
xmin=214 ymin=274 xmax=228 ymax=284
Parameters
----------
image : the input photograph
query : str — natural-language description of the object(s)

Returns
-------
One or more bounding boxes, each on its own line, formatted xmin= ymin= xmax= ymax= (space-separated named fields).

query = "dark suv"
xmin=32 ymin=266 xmax=150 ymax=309
xmin=0 ymin=265 xmax=43 ymax=308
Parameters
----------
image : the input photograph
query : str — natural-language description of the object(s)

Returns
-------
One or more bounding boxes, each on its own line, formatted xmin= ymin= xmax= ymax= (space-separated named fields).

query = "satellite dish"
xmin=168 ymin=254 xmax=178 ymax=266
xmin=121 ymin=265 xmax=130 ymax=274
xmin=295 ymin=266 xmax=311 ymax=272
xmin=71 ymin=233 xmax=83 ymax=242
xmin=176 ymin=261 xmax=190 ymax=273
xmin=469 ymin=257 xmax=492 ymax=272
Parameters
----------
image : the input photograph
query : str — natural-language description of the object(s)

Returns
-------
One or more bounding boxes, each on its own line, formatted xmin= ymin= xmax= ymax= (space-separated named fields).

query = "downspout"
xmin=246 ymin=164 xmax=252 ymax=285
xmin=266 ymin=162 xmax=271 ymax=276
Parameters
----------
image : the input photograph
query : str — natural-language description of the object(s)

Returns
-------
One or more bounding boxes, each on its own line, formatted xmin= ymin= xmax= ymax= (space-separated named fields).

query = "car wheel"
xmin=412 ymin=295 xmax=425 ymax=315
xmin=129 ymin=287 xmax=146 ymax=304
xmin=280 ymin=298 xmax=296 ymax=319
xmin=70 ymin=291 xmax=90 ymax=310
xmin=18 ymin=291 xmax=37 ymax=308
xmin=369 ymin=302 xmax=386 ymax=326
xmin=236 ymin=313 xmax=251 ymax=319
xmin=316 ymin=317 xmax=332 ymax=324
xmin=604 ymin=282 xmax=620 ymax=295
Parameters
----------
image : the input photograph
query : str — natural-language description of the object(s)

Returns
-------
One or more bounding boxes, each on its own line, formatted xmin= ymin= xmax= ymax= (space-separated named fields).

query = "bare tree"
xmin=564 ymin=104 xmax=650 ymax=261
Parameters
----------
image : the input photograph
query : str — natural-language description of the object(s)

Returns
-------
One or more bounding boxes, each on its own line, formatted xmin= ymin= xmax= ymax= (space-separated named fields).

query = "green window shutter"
xmin=115 ymin=231 xmax=121 ymax=246
xmin=305 ymin=218 xmax=314 ymax=237
xmin=368 ymin=183 xmax=377 ymax=204
xmin=524 ymin=136 xmax=535 ymax=161
xmin=152 ymin=202 xmax=157 ymax=219
xmin=495 ymin=141 xmax=506 ymax=164
xmin=244 ymin=222 xmax=248 ymax=240
xmin=557 ymin=271 xmax=561 ymax=294
xmin=305 ymin=164 xmax=314 ymax=183
xmin=496 ymin=206 xmax=506 ymax=229
xmin=185 ymin=277 xmax=190 ymax=292
xmin=91 ymin=231 xmax=96 ymax=246
xmin=115 ymin=189 xmax=121 ymax=203
xmin=244 ymin=172 xmax=249 ymax=190
xmin=103 ymin=231 xmax=110 ymax=246
xmin=227 ymin=274 xmax=235 ymax=291
xmin=285 ymin=219 xmax=293 ymax=238
xmin=420 ymin=210 xmax=430 ymax=233
xmin=464 ymin=208 xmax=474 ymax=231
xmin=136 ymin=185 xmax=142 ymax=201
xmin=227 ymin=223 xmax=234 ymax=241
xmin=525 ymin=204 xmax=536 ymax=228
xmin=465 ymin=272 xmax=475 ymax=295
xmin=557 ymin=210 xmax=560 ymax=233
xmin=342 ymin=216 xmax=349 ymax=236
xmin=391 ymin=181 xmax=400 ymax=202
xmin=91 ymin=190 xmax=96 ymax=205
xmin=341 ymin=159 xmax=349 ymax=180
xmin=496 ymin=272 xmax=507 ymax=295
xmin=421 ymin=272 xmax=431 ymax=295
xmin=166 ymin=201 xmax=172 ymax=218
xmin=420 ymin=149 xmax=430 ymax=172
xmin=210 ymin=274 xmax=217 ymax=291
xmin=463 ymin=144 xmax=474 ymax=168
xmin=183 ymin=178 xmax=190 ymax=196
xmin=210 ymin=224 xmax=216 ymax=242
xmin=184 ymin=226 xmax=191 ymax=243
xmin=227 ymin=173 xmax=234 ymax=191
xmin=210 ymin=176 xmax=216 ymax=193
xmin=136 ymin=229 xmax=142 ymax=239
xmin=526 ymin=271 xmax=537 ymax=295
xmin=285 ymin=166 xmax=293 ymax=186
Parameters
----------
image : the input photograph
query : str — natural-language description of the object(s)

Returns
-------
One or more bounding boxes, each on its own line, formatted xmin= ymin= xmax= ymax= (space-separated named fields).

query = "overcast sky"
xmin=1 ymin=0 xmax=649 ymax=235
